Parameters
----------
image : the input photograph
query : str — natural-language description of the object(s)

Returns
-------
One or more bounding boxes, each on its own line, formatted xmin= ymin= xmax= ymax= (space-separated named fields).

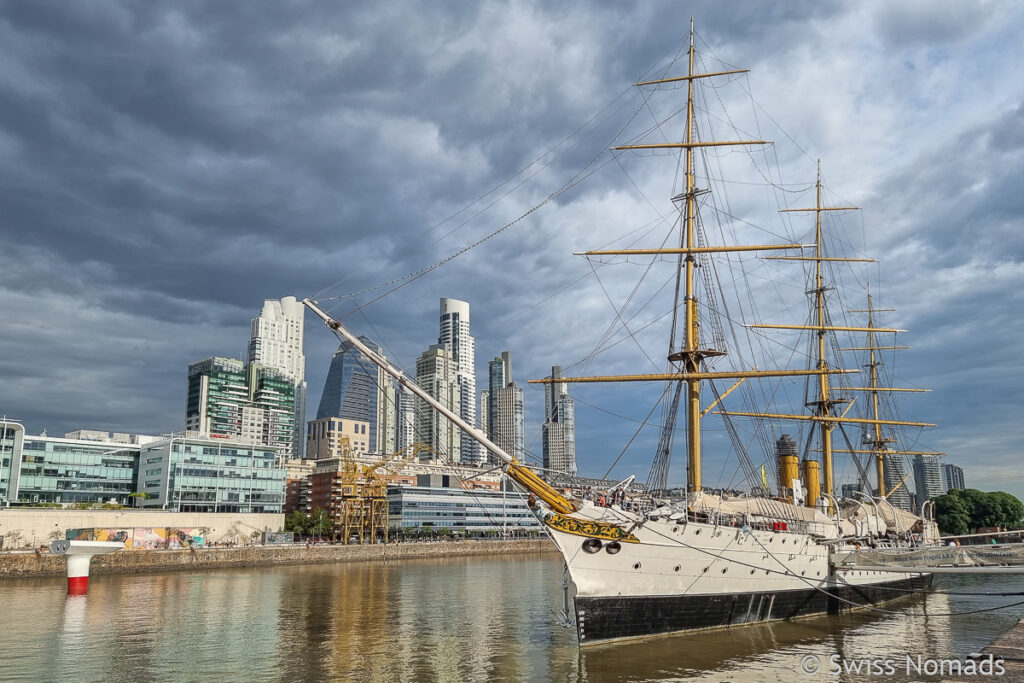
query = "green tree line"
xmin=932 ymin=489 xmax=1024 ymax=535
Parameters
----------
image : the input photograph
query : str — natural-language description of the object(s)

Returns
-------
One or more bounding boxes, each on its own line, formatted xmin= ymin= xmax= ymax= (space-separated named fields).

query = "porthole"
xmin=674 ymin=565 xmax=681 ymax=572
xmin=605 ymin=541 xmax=621 ymax=555
xmin=673 ymin=526 xmax=679 ymax=533
xmin=765 ymin=570 xmax=770 ymax=575
xmin=781 ymin=539 xmax=786 ymax=544
xmin=582 ymin=538 xmax=603 ymax=554
xmin=721 ymin=567 xmax=728 ymax=574
xmin=703 ymin=566 xmax=709 ymax=573
xmin=695 ymin=529 xmax=701 ymax=535
xmin=750 ymin=569 xmax=755 ymax=575
xmin=633 ymin=562 xmax=642 ymax=570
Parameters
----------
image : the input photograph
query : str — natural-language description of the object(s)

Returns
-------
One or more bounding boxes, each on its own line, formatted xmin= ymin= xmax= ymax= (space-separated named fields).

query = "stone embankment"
xmin=0 ymin=539 xmax=557 ymax=578
xmin=942 ymin=618 xmax=1024 ymax=681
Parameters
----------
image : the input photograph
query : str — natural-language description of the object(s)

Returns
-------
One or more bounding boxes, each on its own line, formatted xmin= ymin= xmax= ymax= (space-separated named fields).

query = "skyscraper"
xmin=438 ymin=298 xmax=480 ymax=465
xmin=316 ymin=336 xmax=396 ymax=455
xmin=396 ymin=386 xmax=417 ymax=453
xmin=186 ymin=357 xmax=296 ymax=457
xmin=882 ymin=453 xmax=913 ymax=511
xmin=415 ymin=344 xmax=461 ymax=461
xmin=485 ymin=352 xmax=524 ymax=464
xmin=912 ymin=455 xmax=945 ymax=505
xmin=248 ymin=296 xmax=306 ymax=458
xmin=542 ymin=366 xmax=576 ymax=475
xmin=942 ymin=463 xmax=966 ymax=492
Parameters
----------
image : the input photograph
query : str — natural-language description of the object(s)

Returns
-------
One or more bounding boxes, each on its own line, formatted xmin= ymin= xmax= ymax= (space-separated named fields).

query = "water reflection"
xmin=0 ymin=554 xmax=1020 ymax=682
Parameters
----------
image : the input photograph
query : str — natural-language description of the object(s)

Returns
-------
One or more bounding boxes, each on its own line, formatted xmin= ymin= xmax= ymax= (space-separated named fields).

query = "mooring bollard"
xmin=49 ymin=540 xmax=125 ymax=595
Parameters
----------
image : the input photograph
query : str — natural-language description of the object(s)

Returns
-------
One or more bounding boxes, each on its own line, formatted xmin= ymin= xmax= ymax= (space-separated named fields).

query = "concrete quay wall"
xmin=0 ymin=539 xmax=557 ymax=578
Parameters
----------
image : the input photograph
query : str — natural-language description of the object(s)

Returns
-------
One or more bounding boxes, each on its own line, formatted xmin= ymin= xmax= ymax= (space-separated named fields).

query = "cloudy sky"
xmin=2 ymin=1 xmax=1022 ymax=500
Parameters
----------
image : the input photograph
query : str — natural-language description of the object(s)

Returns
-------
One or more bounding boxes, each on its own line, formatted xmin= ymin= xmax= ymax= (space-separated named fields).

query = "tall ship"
xmin=304 ymin=22 xmax=952 ymax=645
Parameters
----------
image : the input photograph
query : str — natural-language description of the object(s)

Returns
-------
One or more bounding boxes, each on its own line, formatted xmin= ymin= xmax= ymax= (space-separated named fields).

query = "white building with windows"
xmin=485 ymin=352 xmax=524 ymax=464
xmin=415 ymin=345 xmax=461 ymax=462
xmin=438 ymin=298 xmax=480 ymax=465
xmin=248 ymin=296 xmax=307 ymax=459
xmin=138 ymin=435 xmax=285 ymax=513
xmin=542 ymin=366 xmax=576 ymax=475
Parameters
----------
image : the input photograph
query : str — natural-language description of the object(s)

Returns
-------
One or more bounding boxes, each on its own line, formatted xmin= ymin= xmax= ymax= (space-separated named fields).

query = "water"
xmin=0 ymin=552 xmax=1021 ymax=682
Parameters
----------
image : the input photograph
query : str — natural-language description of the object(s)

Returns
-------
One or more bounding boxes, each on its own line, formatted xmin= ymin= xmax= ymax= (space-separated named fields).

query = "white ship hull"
xmin=544 ymin=505 xmax=930 ymax=645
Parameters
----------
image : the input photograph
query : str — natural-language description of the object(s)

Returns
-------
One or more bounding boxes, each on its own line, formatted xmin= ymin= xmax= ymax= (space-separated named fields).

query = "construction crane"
xmin=333 ymin=442 xmax=439 ymax=545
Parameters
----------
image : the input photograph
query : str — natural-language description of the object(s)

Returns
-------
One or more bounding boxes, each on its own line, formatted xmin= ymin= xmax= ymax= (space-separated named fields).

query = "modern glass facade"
xmin=912 ymin=455 xmax=945 ymax=504
xmin=386 ymin=481 xmax=541 ymax=533
xmin=943 ymin=463 xmax=966 ymax=492
xmin=12 ymin=436 xmax=139 ymax=505
xmin=317 ymin=336 xmax=390 ymax=453
xmin=186 ymin=357 xmax=296 ymax=458
xmin=187 ymin=357 xmax=248 ymax=437
xmin=139 ymin=437 xmax=286 ymax=513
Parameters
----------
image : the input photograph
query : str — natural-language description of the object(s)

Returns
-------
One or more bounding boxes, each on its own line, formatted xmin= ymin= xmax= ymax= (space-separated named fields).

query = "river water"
xmin=0 ymin=551 xmax=1021 ymax=682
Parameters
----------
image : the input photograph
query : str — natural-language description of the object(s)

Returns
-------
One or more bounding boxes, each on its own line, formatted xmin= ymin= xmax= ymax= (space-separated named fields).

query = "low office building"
xmin=1 ymin=424 xmax=140 ymax=507
xmin=387 ymin=474 xmax=541 ymax=534
xmin=138 ymin=435 xmax=286 ymax=513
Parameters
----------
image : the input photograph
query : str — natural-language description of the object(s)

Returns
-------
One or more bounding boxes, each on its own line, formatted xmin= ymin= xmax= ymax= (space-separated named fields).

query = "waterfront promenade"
xmin=0 ymin=538 xmax=556 ymax=578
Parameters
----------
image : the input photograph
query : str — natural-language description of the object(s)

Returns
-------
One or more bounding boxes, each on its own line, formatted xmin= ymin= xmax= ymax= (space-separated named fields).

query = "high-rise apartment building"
xmin=882 ymin=453 xmax=913 ymax=511
xmin=942 ymin=463 xmax=966 ymax=492
xmin=438 ymin=298 xmax=480 ymax=465
xmin=415 ymin=344 xmax=461 ymax=462
xmin=912 ymin=455 xmax=945 ymax=505
xmin=396 ymin=386 xmax=417 ymax=453
xmin=186 ymin=357 xmax=296 ymax=458
xmin=485 ymin=352 xmax=524 ymax=464
xmin=317 ymin=336 xmax=396 ymax=455
xmin=541 ymin=366 xmax=576 ymax=475
xmin=248 ymin=296 xmax=307 ymax=459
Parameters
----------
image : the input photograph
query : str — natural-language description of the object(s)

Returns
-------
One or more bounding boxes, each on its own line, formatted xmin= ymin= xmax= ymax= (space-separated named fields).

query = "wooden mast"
xmin=866 ymin=289 xmax=888 ymax=495
xmin=530 ymin=20 xmax=856 ymax=496
xmin=844 ymin=290 xmax=942 ymax=497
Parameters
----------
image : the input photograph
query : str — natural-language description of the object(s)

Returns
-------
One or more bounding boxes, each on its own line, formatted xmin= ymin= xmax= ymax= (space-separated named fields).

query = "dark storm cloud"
xmin=0 ymin=1 xmax=1021 ymax=499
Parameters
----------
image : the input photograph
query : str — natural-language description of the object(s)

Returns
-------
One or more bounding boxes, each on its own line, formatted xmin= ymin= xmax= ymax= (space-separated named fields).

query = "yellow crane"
xmin=334 ymin=442 xmax=438 ymax=544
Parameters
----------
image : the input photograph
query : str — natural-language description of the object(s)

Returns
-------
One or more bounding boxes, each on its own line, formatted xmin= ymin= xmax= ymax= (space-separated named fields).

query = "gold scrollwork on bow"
xmin=544 ymin=513 xmax=640 ymax=543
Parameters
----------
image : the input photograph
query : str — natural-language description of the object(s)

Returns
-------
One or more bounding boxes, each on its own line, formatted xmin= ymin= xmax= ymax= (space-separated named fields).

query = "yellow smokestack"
xmin=779 ymin=454 xmax=799 ymax=502
xmin=802 ymin=459 xmax=821 ymax=509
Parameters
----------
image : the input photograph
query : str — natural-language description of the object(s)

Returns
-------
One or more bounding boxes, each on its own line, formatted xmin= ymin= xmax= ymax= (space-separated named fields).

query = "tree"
xmin=933 ymin=489 xmax=1024 ymax=535
xmin=128 ymin=492 xmax=150 ymax=508
xmin=284 ymin=510 xmax=311 ymax=535
xmin=308 ymin=508 xmax=332 ymax=537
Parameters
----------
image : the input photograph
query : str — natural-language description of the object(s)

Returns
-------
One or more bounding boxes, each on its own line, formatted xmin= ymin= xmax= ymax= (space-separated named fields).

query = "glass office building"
xmin=387 ymin=475 xmax=541 ymax=533
xmin=6 ymin=434 xmax=139 ymax=506
xmin=138 ymin=436 xmax=286 ymax=513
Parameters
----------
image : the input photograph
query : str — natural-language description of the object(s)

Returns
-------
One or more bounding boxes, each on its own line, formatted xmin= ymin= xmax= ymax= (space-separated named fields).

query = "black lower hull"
xmin=575 ymin=574 xmax=932 ymax=645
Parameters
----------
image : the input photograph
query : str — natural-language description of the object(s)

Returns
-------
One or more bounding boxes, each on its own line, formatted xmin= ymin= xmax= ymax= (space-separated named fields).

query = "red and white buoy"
xmin=49 ymin=540 xmax=125 ymax=595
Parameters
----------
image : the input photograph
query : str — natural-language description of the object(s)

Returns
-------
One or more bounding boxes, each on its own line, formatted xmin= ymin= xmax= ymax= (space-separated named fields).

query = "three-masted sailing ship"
xmin=302 ymin=22 xmax=972 ymax=645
